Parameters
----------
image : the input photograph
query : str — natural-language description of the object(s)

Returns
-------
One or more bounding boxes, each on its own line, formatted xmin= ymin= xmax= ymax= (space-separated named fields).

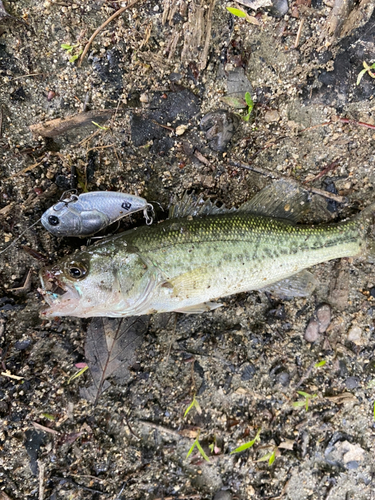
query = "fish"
xmin=41 ymin=190 xmax=154 ymax=237
xmin=38 ymin=180 xmax=375 ymax=319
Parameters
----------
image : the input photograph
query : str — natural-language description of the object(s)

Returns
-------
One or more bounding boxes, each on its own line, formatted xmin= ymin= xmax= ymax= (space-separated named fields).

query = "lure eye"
xmin=122 ymin=201 xmax=132 ymax=210
xmin=48 ymin=215 xmax=60 ymax=226
xmin=66 ymin=262 xmax=88 ymax=280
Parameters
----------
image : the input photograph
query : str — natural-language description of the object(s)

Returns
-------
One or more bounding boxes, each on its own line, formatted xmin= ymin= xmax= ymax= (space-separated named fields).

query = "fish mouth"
xmin=38 ymin=266 xmax=80 ymax=317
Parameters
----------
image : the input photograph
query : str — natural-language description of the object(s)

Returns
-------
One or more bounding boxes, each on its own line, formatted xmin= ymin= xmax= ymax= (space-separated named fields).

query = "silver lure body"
xmin=41 ymin=191 xmax=153 ymax=237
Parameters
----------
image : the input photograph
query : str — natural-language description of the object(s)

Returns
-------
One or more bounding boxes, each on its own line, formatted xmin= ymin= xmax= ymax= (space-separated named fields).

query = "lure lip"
xmin=38 ymin=266 xmax=80 ymax=317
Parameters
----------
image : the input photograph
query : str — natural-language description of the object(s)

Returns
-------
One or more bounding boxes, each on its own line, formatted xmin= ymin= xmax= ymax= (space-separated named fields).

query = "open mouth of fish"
xmin=38 ymin=267 xmax=80 ymax=317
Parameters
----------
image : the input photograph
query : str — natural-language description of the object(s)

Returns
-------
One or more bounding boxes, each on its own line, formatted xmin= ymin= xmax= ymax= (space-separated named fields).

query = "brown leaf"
xmin=81 ymin=316 xmax=149 ymax=403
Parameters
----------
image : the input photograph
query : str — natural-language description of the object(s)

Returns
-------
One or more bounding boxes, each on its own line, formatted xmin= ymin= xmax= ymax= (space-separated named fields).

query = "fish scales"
xmin=122 ymin=214 xmax=362 ymax=304
xmin=39 ymin=211 xmax=367 ymax=318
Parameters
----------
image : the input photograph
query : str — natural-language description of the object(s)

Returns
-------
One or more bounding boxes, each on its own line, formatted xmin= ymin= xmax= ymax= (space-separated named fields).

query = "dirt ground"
xmin=1 ymin=0 xmax=375 ymax=499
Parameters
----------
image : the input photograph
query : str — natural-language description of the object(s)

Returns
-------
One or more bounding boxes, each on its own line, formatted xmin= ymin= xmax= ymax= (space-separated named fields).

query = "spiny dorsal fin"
xmin=238 ymin=179 xmax=311 ymax=223
xmin=169 ymin=180 xmax=310 ymax=222
xmin=169 ymin=192 xmax=235 ymax=219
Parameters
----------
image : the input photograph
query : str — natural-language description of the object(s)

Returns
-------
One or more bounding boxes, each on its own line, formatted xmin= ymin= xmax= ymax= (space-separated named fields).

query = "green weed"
xmin=357 ymin=61 xmax=375 ymax=85
xmin=230 ymin=429 xmax=261 ymax=454
xmin=292 ymin=391 xmax=317 ymax=411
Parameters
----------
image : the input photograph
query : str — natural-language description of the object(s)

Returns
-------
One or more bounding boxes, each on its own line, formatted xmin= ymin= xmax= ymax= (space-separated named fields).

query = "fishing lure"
xmin=41 ymin=190 xmax=154 ymax=237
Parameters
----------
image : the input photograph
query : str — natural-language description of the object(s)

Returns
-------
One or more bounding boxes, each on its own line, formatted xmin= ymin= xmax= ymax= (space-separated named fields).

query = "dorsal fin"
xmin=238 ymin=179 xmax=311 ymax=223
xmin=168 ymin=192 xmax=235 ymax=219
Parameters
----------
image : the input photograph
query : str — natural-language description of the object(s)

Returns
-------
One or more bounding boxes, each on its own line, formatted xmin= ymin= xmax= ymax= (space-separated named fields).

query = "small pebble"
xmin=175 ymin=124 xmax=188 ymax=136
xmin=264 ymin=110 xmax=280 ymax=123
xmin=347 ymin=325 xmax=362 ymax=345
xmin=316 ymin=303 xmax=331 ymax=333
xmin=304 ymin=319 xmax=320 ymax=343
xmin=345 ymin=376 xmax=360 ymax=390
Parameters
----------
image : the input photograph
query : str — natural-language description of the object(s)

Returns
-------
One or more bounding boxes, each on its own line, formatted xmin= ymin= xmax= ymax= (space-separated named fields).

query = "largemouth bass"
xmin=39 ymin=184 xmax=374 ymax=319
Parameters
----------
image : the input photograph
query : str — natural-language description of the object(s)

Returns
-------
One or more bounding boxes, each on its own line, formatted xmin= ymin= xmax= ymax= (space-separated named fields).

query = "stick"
xmin=294 ymin=18 xmax=304 ymax=48
xmin=78 ymin=0 xmax=141 ymax=67
xmin=29 ymin=109 xmax=116 ymax=138
xmin=38 ymin=460 xmax=45 ymax=500
xmin=335 ymin=116 xmax=375 ymax=130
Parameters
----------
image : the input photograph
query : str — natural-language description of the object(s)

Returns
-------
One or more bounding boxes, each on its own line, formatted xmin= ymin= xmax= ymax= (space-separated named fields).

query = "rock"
xmin=241 ymin=363 xmax=256 ymax=381
xmin=316 ymin=304 xmax=331 ymax=333
xmin=325 ymin=436 xmax=365 ymax=469
xmin=270 ymin=0 xmax=289 ymax=17
xmin=175 ymin=124 xmax=188 ymax=136
xmin=276 ymin=371 xmax=290 ymax=387
xmin=264 ymin=110 xmax=280 ymax=123
xmin=347 ymin=325 xmax=362 ymax=345
xmin=345 ymin=376 xmax=360 ymax=390
xmin=304 ymin=320 xmax=320 ymax=343
xmin=200 ymin=110 xmax=239 ymax=152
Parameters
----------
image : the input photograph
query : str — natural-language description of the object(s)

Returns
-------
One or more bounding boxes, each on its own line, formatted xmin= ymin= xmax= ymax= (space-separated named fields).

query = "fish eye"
xmin=48 ymin=215 xmax=60 ymax=226
xmin=66 ymin=262 xmax=88 ymax=280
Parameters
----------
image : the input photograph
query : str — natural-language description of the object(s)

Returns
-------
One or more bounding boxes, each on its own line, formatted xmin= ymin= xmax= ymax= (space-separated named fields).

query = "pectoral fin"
xmin=174 ymin=302 xmax=223 ymax=314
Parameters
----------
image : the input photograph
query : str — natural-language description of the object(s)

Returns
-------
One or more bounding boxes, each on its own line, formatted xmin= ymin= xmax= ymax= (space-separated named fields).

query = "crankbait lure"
xmin=41 ymin=190 xmax=154 ymax=237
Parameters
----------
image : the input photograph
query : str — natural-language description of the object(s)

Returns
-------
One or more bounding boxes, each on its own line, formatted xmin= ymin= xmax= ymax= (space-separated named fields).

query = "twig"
xmin=38 ymin=460 xmax=45 ymax=500
xmin=194 ymin=150 xmax=211 ymax=166
xmin=138 ymin=420 xmax=182 ymax=438
xmin=335 ymin=116 xmax=375 ymax=130
xmin=29 ymin=109 xmax=116 ymax=138
xmin=151 ymin=119 xmax=175 ymax=132
xmin=78 ymin=0 xmax=141 ymax=66
xmin=228 ymin=160 xmax=346 ymax=204
xmin=294 ymin=18 xmax=304 ymax=48
xmin=32 ymin=422 xmax=60 ymax=435
xmin=299 ymin=121 xmax=332 ymax=133
xmin=304 ymin=158 xmax=341 ymax=183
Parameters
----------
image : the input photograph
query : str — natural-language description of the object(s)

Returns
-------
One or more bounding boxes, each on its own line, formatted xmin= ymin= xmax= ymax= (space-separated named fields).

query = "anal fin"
xmin=261 ymin=270 xmax=317 ymax=298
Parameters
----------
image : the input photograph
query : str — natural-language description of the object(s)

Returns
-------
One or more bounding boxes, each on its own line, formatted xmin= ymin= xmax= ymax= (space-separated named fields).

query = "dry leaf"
xmin=81 ymin=316 xmax=149 ymax=403
xmin=278 ymin=439 xmax=295 ymax=450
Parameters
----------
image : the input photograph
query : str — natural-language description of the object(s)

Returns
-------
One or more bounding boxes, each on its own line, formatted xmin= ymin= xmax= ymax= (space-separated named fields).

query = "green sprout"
xmin=92 ymin=121 xmax=109 ymax=131
xmin=184 ymin=395 xmax=202 ymax=418
xmin=226 ymin=6 xmax=260 ymax=26
xmin=242 ymin=92 xmax=254 ymax=122
xmin=186 ymin=433 xmax=210 ymax=462
xmin=41 ymin=413 xmax=55 ymax=421
xmin=314 ymin=360 xmax=326 ymax=368
xmin=257 ymin=447 xmax=277 ymax=465
xmin=61 ymin=43 xmax=83 ymax=63
xmin=67 ymin=365 xmax=88 ymax=385
xmin=292 ymin=391 xmax=317 ymax=412
xmin=231 ymin=428 xmax=261 ymax=454
xmin=357 ymin=61 xmax=375 ymax=86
